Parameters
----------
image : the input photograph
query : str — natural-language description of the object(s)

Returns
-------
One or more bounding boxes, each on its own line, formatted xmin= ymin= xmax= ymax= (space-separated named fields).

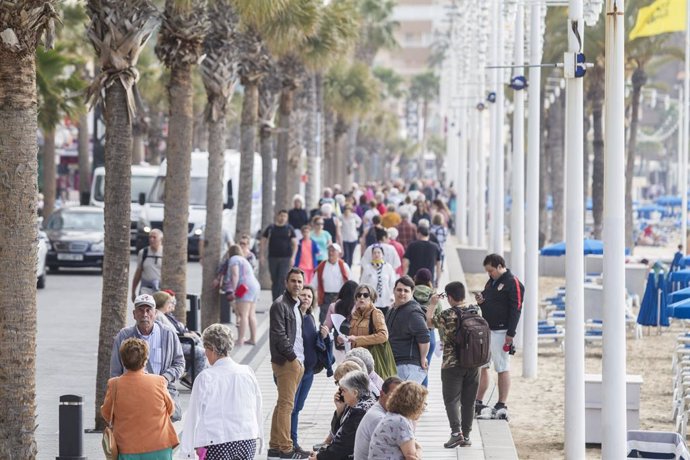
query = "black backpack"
xmin=452 ymin=306 xmax=491 ymax=368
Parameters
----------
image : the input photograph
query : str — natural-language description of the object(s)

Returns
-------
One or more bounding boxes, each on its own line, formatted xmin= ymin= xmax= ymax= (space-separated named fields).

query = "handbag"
xmin=235 ymin=283 xmax=249 ymax=298
xmin=102 ymin=379 xmax=118 ymax=460
xmin=366 ymin=310 xmax=397 ymax=379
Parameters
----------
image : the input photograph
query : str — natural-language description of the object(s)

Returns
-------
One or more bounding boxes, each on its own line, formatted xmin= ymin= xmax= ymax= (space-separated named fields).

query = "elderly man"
xmin=312 ymin=243 xmax=351 ymax=323
xmin=131 ymin=229 xmax=163 ymax=301
xmin=353 ymin=376 xmax=403 ymax=460
xmin=110 ymin=293 xmax=185 ymax=421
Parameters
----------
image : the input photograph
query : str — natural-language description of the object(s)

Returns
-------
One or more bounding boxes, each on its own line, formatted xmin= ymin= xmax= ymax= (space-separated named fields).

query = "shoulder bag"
xmin=366 ymin=310 xmax=397 ymax=379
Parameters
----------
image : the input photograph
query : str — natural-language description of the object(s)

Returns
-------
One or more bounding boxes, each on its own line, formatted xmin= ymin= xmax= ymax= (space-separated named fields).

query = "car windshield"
xmin=93 ymin=174 xmax=156 ymax=203
xmin=47 ymin=211 xmax=104 ymax=231
xmin=148 ymin=177 xmax=207 ymax=206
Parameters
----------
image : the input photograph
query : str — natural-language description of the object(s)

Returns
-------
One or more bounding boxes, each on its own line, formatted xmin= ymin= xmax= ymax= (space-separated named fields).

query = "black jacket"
xmin=318 ymin=397 xmax=376 ymax=460
xmin=269 ymin=291 xmax=299 ymax=364
xmin=385 ymin=300 xmax=430 ymax=365
xmin=480 ymin=269 xmax=524 ymax=337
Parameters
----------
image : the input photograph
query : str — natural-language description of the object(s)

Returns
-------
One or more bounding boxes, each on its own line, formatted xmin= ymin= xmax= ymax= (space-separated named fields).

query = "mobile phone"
xmin=438 ymin=292 xmax=447 ymax=299
xmin=337 ymin=388 xmax=345 ymax=403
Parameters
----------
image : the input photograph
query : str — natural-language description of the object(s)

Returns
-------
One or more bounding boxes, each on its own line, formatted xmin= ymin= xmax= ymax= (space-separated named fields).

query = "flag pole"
xmin=682 ymin=0 xmax=689 ymax=255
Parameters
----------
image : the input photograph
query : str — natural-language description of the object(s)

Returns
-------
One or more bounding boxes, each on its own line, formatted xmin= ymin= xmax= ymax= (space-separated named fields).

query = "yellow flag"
xmin=629 ymin=0 xmax=686 ymax=40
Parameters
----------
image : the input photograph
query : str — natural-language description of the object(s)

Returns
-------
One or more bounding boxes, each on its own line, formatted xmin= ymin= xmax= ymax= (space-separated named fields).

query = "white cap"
xmin=134 ymin=294 xmax=155 ymax=308
xmin=328 ymin=243 xmax=343 ymax=254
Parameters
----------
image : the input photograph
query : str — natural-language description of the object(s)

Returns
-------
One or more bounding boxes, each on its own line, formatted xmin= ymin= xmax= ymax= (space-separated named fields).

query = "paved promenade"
xmin=35 ymin=237 xmax=518 ymax=459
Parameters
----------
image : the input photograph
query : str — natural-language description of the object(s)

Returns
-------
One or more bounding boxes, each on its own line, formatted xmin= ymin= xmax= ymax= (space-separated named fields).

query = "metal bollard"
xmin=56 ymin=394 xmax=86 ymax=460
xmin=186 ymin=293 xmax=201 ymax=333
xmin=220 ymin=294 xmax=232 ymax=324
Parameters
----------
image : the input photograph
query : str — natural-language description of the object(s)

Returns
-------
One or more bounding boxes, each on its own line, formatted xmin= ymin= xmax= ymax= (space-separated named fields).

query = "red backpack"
xmin=452 ymin=306 xmax=491 ymax=368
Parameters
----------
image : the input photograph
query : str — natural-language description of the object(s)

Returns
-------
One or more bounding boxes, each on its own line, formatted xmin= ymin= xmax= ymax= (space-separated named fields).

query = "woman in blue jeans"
xmin=291 ymin=285 xmax=329 ymax=454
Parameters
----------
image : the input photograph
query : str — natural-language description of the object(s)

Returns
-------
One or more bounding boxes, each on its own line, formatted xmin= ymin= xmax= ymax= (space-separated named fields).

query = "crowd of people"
xmin=103 ymin=179 xmax=524 ymax=460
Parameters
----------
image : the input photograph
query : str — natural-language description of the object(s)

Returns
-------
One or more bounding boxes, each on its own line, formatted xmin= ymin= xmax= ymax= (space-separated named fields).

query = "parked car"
xmin=37 ymin=230 xmax=47 ymax=288
xmin=44 ymin=206 xmax=105 ymax=271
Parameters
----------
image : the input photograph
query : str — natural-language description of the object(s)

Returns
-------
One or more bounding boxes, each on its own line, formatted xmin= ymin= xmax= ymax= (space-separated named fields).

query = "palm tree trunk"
xmin=201 ymin=113 xmax=225 ymax=329
xmin=344 ymin=119 xmax=359 ymax=190
xmin=334 ymin=117 xmax=349 ymax=186
xmin=237 ymin=81 xmax=258 ymax=239
xmin=626 ymin=68 xmax=646 ymax=252
xmin=42 ymin=128 xmax=57 ymax=218
xmin=259 ymin=124 xmax=274 ymax=289
xmin=162 ymin=62 xmax=194 ymax=321
xmin=0 ymin=51 xmax=40 ymax=458
xmin=94 ymin=81 xmax=132 ymax=430
xmin=548 ymin=93 xmax=565 ymax=242
xmin=583 ymin=115 xmax=590 ymax=204
xmin=147 ymin=109 xmax=162 ymax=165
xmin=275 ymin=88 xmax=294 ymax=212
xmin=323 ymin=110 xmax=335 ymax=188
xmin=132 ymin=118 xmax=146 ymax=164
xmin=591 ymin=96 xmax=604 ymax=240
xmin=539 ymin=106 xmax=549 ymax=247
xmin=78 ymin=112 xmax=91 ymax=204
xmin=305 ymin=73 xmax=317 ymax=209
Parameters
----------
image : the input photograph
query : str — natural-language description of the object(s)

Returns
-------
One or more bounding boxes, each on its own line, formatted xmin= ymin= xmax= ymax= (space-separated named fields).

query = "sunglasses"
xmin=356 ymin=292 xmax=370 ymax=299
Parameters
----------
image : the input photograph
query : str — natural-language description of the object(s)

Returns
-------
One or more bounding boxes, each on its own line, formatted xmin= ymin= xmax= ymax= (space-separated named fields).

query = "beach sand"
xmin=464 ymin=269 xmax=681 ymax=459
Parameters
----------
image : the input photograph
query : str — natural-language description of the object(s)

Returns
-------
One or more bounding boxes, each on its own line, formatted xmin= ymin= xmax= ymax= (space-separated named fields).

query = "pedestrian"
xmin=261 ymin=209 xmax=298 ymax=301
xmin=428 ymin=281 xmax=480 ymax=448
xmin=368 ymin=381 xmax=428 ymax=460
xmin=402 ymin=226 xmax=442 ymax=286
xmin=395 ymin=212 xmax=417 ymax=250
xmin=411 ymin=201 xmax=431 ymax=226
xmin=360 ymin=214 xmax=382 ymax=255
xmin=381 ymin=204 xmax=402 ymax=229
xmin=339 ymin=205 xmax=362 ymax=267
xmin=268 ymin=268 xmax=309 ymax=459
xmin=474 ymin=253 xmax=524 ymax=420
xmin=131 ymin=229 xmax=163 ymax=301
xmin=348 ymin=284 xmax=396 ymax=379
xmin=295 ymin=224 xmax=320 ymax=285
xmin=323 ymin=280 xmax=358 ymax=363
xmin=413 ymin=268 xmax=441 ymax=387
xmin=309 ymin=371 xmax=376 ymax=460
xmin=153 ymin=290 xmax=207 ymax=387
xmin=289 ymin=194 xmax=310 ymax=239
xmin=102 ymin=338 xmax=179 ymax=459
xmin=310 ymin=216 xmax=333 ymax=263
xmin=313 ymin=243 xmax=351 ymax=323
xmin=430 ymin=213 xmax=449 ymax=267
xmin=386 ymin=227 xmax=405 ymax=276
xmin=352 ymin=376 xmax=402 ymax=460
xmin=238 ymin=234 xmax=259 ymax=276
xmin=385 ymin=276 xmax=430 ymax=384
xmin=179 ymin=324 xmax=264 ymax=459
xmin=359 ymin=246 xmax=396 ymax=310
xmin=360 ymin=228 xmax=402 ymax=273
xmin=291 ymin=286 xmax=329 ymax=455
xmin=222 ymin=244 xmax=261 ymax=347
xmin=345 ymin=347 xmax=385 ymax=395
xmin=110 ymin=294 xmax=185 ymax=421
xmin=320 ymin=203 xmax=342 ymax=247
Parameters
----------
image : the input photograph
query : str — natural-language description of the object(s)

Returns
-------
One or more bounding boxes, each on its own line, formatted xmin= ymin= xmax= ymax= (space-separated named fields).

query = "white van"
xmin=90 ymin=164 xmax=158 ymax=247
xmin=135 ymin=150 xmax=263 ymax=257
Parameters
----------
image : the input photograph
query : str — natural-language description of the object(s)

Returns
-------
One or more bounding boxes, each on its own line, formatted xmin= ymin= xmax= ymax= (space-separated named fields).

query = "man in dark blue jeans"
xmin=262 ymin=210 xmax=298 ymax=300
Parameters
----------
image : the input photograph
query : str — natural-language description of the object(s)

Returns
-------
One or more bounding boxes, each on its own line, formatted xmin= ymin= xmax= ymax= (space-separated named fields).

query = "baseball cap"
xmin=134 ymin=294 xmax=155 ymax=308
xmin=328 ymin=242 xmax=342 ymax=253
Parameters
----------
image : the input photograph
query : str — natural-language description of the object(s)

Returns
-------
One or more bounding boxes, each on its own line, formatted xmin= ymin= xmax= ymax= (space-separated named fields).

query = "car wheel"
xmin=37 ymin=274 xmax=46 ymax=289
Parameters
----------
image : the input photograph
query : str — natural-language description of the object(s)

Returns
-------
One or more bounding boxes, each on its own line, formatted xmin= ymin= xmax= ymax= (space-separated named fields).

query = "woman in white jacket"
xmin=179 ymin=323 xmax=264 ymax=460
xmin=359 ymin=245 xmax=396 ymax=309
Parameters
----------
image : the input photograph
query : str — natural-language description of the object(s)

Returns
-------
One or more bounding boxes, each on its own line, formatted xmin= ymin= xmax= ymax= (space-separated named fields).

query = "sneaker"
xmin=293 ymin=446 xmax=311 ymax=456
xmin=474 ymin=401 xmax=487 ymax=417
xmin=280 ymin=449 xmax=310 ymax=459
xmin=444 ymin=432 xmax=465 ymax=448
xmin=267 ymin=448 xmax=281 ymax=460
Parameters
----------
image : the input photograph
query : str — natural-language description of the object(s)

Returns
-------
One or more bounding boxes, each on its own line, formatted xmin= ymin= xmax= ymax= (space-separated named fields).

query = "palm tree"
xmin=36 ymin=45 xmax=85 ymax=219
xmin=355 ymin=0 xmax=398 ymax=65
xmin=409 ymin=70 xmax=440 ymax=176
xmin=85 ymin=0 xmax=159 ymax=430
xmin=199 ymin=0 xmax=239 ymax=328
xmin=0 ymin=2 xmax=59 ymax=455
xmin=156 ymin=0 xmax=209 ymax=321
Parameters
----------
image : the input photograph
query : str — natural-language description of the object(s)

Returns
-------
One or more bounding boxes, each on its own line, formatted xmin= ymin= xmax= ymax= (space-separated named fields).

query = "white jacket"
xmin=360 ymin=262 xmax=396 ymax=309
xmin=179 ymin=357 xmax=264 ymax=457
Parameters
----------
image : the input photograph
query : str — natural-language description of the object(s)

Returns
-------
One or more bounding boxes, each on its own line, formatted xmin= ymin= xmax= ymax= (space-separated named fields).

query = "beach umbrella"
xmin=655 ymin=195 xmax=682 ymax=207
xmin=540 ymin=238 xmax=628 ymax=256
xmin=637 ymin=271 xmax=669 ymax=327
xmin=668 ymin=286 xmax=690 ymax=304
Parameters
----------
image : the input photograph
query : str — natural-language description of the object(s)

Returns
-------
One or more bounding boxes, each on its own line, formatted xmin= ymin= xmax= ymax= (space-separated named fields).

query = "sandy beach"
xmin=463 ymin=243 xmax=681 ymax=459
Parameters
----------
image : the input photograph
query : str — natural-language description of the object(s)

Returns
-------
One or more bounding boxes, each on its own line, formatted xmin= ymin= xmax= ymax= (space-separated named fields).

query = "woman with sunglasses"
xmin=347 ymin=285 xmax=394 ymax=378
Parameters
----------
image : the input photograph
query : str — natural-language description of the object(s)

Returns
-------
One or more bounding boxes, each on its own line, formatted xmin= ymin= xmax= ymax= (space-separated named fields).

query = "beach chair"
xmin=627 ymin=430 xmax=690 ymax=459
xmin=537 ymin=325 xmax=565 ymax=352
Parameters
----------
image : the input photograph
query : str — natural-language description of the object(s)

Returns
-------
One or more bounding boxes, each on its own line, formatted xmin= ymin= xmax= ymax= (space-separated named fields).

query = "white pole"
xmin=682 ymin=1 xmax=690 ymax=256
xmin=493 ymin=0 xmax=505 ymax=255
xmin=511 ymin=2 xmax=526 ymax=347
xmin=458 ymin=94 xmax=469 ymax=244
xmin=479 ymin=107 xmax=488 ymax=248
xmin=564 ymin=0 xmax=585 ymax=456
xmin=469 ymin=108 xmax=479 ymax=246
xmin=523 ymin=0 xmax=542 ymax=378
xmin=601 ymin=0 xmax=627 ymax=457
xmin=488 ymin=0 xmax=499 ymax=254
xmin=678 ymin=87 xmax=683 ymax=197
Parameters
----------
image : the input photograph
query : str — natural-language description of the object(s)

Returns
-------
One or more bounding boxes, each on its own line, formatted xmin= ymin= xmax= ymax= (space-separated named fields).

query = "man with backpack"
xmin=427 ymin=281 xmax=489 ymax=448
xmin=474 ymin=253 xmax=524 ymax=420
xmin=131 ymin=229 xmax=164 ymax=301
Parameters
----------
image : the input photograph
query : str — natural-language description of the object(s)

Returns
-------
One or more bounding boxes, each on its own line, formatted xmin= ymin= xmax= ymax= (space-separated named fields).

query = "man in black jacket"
xmin=268 ymin=268 xmax=309 ymax=459
xmin=474 ymin=253 xmax=524 ymax=420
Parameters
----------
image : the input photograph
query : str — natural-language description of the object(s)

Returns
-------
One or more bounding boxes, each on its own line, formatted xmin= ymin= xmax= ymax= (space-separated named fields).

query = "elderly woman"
xmin=101 ymin=338 xmax=179 ymax=459
xmin=310 ymin=371 xmax=376 ymax=460
xmin=368 ymin=381 xmax=428 ymax=460
xmin=180 ymin=324 xmax=263 ymax=459
xmin=359 ymin=247 xmax=396 ymax=309
xmin=346 ymin=348 xmax=384 ymax=397
xmin=153 ymin=290 xmax=207 ymax=387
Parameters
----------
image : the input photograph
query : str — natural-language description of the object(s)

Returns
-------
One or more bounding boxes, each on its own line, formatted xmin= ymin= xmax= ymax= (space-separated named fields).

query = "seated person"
xmin=317 ymin=361 xmax=363 ymax=450
xmin=153 ymin=290 xmax=207 ymax=386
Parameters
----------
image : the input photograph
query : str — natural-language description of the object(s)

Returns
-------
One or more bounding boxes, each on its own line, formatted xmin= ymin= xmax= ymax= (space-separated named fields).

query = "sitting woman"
xmin=368 ymin=381 xmax=428 ymax=460
xmin=310 ymin=370 xmax=376 ymax=460
xmin=101 ymin=338 xmax=179 ymax=459
xmin=180 ymin=324 xmax=263 ymax=459
xmin=318 ymin=361 xmax=364 ymax=450
xmin=154 ymin=290 xmax=207 ymax=387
